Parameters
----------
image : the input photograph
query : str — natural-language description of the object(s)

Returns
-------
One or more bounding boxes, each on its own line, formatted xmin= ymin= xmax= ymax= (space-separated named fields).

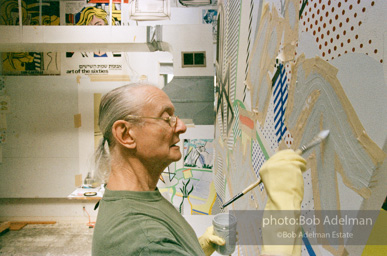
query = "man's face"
xmin=132 ymin=87 xmax=187 ymax=168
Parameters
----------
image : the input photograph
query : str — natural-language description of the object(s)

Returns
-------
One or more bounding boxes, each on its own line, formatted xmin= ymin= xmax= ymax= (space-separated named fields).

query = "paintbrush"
xmin=221 ymin=130 xmax=330 ymax=209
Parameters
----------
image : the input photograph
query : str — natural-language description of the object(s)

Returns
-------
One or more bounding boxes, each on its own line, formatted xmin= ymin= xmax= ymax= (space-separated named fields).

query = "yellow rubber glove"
xmin=198 ymin=226 xmax=226 ymax=256
xmin=260 ymin=149 xmax=306 ymax=256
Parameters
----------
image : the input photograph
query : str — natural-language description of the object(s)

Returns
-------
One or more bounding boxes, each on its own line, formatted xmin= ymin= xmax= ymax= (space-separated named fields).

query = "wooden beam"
xmin=0 ymin=222 xmax=10 ymax=233
xmin=9 ymin=221 xmax=57 ymax=231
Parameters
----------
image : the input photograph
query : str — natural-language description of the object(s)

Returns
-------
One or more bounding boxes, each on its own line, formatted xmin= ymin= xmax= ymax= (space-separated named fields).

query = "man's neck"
xmin=107 ymin=157 xmax=163 ymax=191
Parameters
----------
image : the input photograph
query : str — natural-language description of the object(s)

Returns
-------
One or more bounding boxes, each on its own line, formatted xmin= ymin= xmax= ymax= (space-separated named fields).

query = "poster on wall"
xmin=61 ymin=1 xmax=127 ymax=75
xmin=63 ymin=1 xmax=122 ymax=25
xmin=2 ymin=52 xmax=61 ymax=76
xmin=0 ymin=0 xmax=60 ymax=25
xmin=202 ymin=9 xmax=217 ymax=43
xmin=0 ymin=0 xmax=61 ymax=75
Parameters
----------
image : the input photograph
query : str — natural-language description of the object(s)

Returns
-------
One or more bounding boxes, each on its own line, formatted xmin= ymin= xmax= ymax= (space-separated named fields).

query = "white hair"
xmin=94 ymin=83 xmax=157 ymax=183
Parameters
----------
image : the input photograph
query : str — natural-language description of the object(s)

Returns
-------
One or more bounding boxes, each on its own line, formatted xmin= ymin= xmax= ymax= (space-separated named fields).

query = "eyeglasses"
xmin=125 ymin=115 xmax=179 ymax=128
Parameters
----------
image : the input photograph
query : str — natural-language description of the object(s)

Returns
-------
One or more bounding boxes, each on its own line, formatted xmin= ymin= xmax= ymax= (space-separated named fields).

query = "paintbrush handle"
xmin=242 ymin=148 xmax=303 ymax=195
xmin=222 ymin=147 xmax=303 ymax=208
xmin=242 ymin=178 xmax=262 ymax=194
xmin=222 ymin=148 xmax=306 ymax=208
xmin=222 ymin=179 xmax=262 ymax=208
xmin=222 ymin=192 xmax=244 ymax=208
xmin=296 ymin=140 xmax=317 ymax=155
xmin=222 ymin=130 xmax=329 ymax=209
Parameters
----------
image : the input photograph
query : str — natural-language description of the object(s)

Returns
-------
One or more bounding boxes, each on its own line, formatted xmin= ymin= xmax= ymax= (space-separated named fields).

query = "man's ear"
xmin=111 ymin=120 xmax=136 ymax=149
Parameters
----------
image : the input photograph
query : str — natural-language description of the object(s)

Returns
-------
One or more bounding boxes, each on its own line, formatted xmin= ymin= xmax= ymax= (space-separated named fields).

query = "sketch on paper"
xmin=184 ymin=139 xmax=214 ymax=169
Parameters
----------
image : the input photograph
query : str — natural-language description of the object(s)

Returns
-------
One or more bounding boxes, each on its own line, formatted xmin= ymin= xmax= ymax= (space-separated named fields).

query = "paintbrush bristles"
xmin=299 ymin=130 xmax=330 ymax=154
xmin=319 ymin=130 xmax=330 ymax=139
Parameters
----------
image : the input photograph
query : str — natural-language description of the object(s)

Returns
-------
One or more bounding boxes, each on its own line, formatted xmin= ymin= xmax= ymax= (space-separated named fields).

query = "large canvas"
xmin=214 ymin=0 xmax=387 ymax=255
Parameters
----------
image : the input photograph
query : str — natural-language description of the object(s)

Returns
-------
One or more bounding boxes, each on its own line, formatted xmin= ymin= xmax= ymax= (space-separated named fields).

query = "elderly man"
xmin=92 ymin=83 xmax=225 ymax=256
xmin=92 ymin=83 xmax=306 ymax=256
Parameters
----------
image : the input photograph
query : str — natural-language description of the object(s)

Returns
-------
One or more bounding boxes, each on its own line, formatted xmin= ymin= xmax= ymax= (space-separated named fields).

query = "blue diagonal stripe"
xmin=272 ymin=64 xmax=289 ymax=143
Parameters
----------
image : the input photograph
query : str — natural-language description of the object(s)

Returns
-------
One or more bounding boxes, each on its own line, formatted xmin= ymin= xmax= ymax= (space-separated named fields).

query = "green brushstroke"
xmin=255 ymin=131 xmax=269 ymax=160
xmin=299 ymin=0 xmax=308 ymax=19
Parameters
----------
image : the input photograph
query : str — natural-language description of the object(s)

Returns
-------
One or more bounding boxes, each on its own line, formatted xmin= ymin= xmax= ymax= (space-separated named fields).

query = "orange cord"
xmin=83 ymin=207 xmax=96 ymax=228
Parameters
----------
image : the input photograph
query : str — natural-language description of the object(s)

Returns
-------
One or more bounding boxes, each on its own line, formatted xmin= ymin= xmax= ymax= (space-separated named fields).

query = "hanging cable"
xmin=83 ymin=206 xmax=96 ymax=228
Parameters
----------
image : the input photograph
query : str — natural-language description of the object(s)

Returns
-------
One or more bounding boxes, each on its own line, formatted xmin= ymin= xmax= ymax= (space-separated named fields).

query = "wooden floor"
xmin=0 ymin=222 xmax=94 ymax=256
